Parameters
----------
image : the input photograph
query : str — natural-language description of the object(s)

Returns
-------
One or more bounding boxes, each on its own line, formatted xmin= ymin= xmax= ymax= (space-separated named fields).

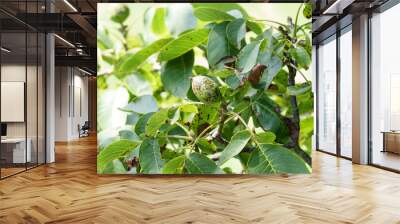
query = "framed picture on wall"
xmin=96 ymin=3 xmax=313 ymax=175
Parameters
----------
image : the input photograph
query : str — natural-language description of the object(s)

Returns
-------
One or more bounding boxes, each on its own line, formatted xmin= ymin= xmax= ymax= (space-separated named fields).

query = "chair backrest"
xmin=82 ymin=121 xmax=90 ymax=129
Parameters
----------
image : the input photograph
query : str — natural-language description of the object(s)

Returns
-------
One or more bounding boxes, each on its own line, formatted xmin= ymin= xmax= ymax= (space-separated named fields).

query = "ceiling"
xmin=312 ymin=0 xmax=390 ymax=43
xmin=0 ymin=0 xmax=99 ymax=74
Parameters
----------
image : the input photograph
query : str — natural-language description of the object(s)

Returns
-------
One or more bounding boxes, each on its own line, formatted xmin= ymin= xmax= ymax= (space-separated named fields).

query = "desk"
xmin=1 ymin=138 xmax=31 ymax=163
xmin=382 ymin=131 xmax=400 ymax=154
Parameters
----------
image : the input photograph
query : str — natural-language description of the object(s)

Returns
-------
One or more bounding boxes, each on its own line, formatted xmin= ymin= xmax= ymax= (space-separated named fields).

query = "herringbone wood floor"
xmin=0 ymin=136 xmax=400 ymax=224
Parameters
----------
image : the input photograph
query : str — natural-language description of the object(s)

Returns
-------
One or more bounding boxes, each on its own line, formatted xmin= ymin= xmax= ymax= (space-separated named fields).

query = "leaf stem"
xmin=293 ymin=3 xmax=304 ymax=38
xmin=176 ymin=122 xmax=192 ymax=137
xmin=288 ymin=63 xmax=309 ymax=82
xmin=252 ymin=19 xmax=288 ymax=28
xmin=160 ymin=135 xmax=193 ymax=141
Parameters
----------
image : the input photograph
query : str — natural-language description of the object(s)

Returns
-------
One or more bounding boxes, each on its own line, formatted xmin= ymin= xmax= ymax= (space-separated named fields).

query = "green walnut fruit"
xmin=191 ymin=76 xmax=221 ymax=103
xmin=303 ymin=4 xmax=312 ymax=19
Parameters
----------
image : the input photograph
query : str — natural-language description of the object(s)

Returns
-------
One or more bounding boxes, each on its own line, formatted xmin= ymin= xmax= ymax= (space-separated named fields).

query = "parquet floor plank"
xmin=0 ymin=135 xmax=399 ymax=223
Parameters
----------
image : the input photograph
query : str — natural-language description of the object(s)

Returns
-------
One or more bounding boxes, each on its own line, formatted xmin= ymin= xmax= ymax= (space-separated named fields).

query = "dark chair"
xmin=78 ymin=121 xmax=90 ymax=138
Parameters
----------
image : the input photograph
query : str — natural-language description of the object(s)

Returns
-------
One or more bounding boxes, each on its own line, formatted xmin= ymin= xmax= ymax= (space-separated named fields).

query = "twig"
xmin=288 ymin=63 xmax=309 ymax=82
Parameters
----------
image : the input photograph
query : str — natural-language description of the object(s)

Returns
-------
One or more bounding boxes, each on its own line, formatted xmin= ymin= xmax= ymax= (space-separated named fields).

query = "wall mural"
xmin=97 ymin=3 xmax=313 ymax=175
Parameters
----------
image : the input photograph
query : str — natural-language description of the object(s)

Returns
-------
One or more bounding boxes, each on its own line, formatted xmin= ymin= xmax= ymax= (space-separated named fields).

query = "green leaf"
xmin=209 ymin=69 xmax=235 ymax=78
xmin=119 ymin=130 xmax=139 ymax=141
xmin=220 ymin=157 xmax=243 ymax=174
xmin=97 ymin=28 xmax=114 ymax=50
xmin=207 ymin=22 xmax=236 ymax=67
xmin=152 ymin=8 xmax=168 ymax=36
xmin=258 ymin=55 xmax=282 ymax=89
xmin=287 ymin=82 xmax=312 ymax=96
xmin=158 ymin=28 xmax=209 ymax=61
xmin=194 ymin=65 xmax=209 ymax=75
xmin=246 ymin=21 xmax=264 ymax=35
xmin=193 ymin=7 xmax=235 ymax=22
xmin=97 ymin=140 xmax=140 ymax=171
xmin=247 ymin=144 xmax=311 ymax=174
xmin=255 ymin=132 xmax=276 ymax=144
xmin=252 ymin=96 xmax=289 ymax=139
xmin=237 ymin=41 xmax=261 ymax=73
xmin=226 ymin=18 xmax=246 ymax=48
xmin=192 ymin=3 xmax=249 ymax=18
xmin=121 ymin=95 xmax=158 ymax=114
xmin=145 ymin=110 xmax=169 ymax=137
xmin=300 ymin=116 xmax=314 ymax=155
xmin=218 ymin=130 xmax=251 ymax=165
xmin=179 ymin=104 xmax=198 ymax=113
xmin=135 ymin=112 xmax=154 ymax=136
xmin=126 ymin=112 xmax=140 ymax=125
xmin=162 ymin=155 xmax=186 ymax=174
xmin=101 ymin=159 xmax=127 ymax=174
xmin=97 ymin=87 xmax=129 ymax=131
xmin=161 ymin=50 xmax=194 ymax=98
xmin=111 ymin=6 xmax=130 ymax=24
xmin=124 ymin=74 xmax=152 ymax=96
xmin=139 ymin=138 xmax=163 ymax=174
xmin=192 ymin=104 xmax=219 ymax=135
xmin=185 ymin=153 xmax=222 ymax=174
xmin=225 ymin=75 xmax=241 ymax=90
xmin=289 ymin=47 xmax=311 ymax=69
xmin=119 ymin=38 xmax=173 ymax=73
xmin=196 ymin=138 xmax=217 ymax=154
xmin=303 ymin=3 xmax=313 ymax=19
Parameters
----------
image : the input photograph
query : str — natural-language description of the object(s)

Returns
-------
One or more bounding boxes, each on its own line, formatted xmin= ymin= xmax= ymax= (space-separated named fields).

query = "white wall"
xmin=55 ymin=67 xmax=89 ymax=141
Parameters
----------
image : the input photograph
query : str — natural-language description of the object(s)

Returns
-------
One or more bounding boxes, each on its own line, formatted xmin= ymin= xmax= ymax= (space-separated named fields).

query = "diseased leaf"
xmin=237 ymin=41 xmax=261 ymax=73
xmin=193 ymin=7 xmax=235 ymax=22
xmin=119 ymin=38 xmax=173 ymax=73
xmin=226 ymin=18 xmax=246 ymax=48
xmin=161 ymin=50 xmax=194 ymax=98
xmin=247 ymin=144 xmax=310 ymax=174
xmin=192 ymin=104 xmax=219 ymax=135
xmin=185 ymin=153 xmax=222 ymax=174
xmin=139 ymin=138 xmax=163 ymax=174
xmin=218 ymin=130 xmax=251 ymax=165
xmin=145 ymin=110 xmax=169 ymax=137
xmin=98 ymin=140 xmax=140 ymax=172
xmin=158 ymin=28 xmax=209 ymax=61
xmin=162 ymin=155 xmax=186 ymax=174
